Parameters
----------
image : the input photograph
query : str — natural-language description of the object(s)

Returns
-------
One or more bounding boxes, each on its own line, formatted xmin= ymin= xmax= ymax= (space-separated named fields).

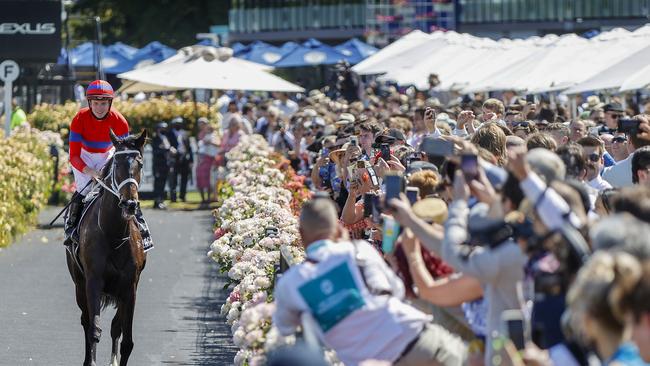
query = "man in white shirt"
xmin=273 ymin=92 xmax=298 ymax=119
xmin=603 ymin=116 xmax=650 ymax=188
xmin=273 ymin=197 xmax=466 ymax=366
xmin=577 ymin=136 xmax=613 ymax=192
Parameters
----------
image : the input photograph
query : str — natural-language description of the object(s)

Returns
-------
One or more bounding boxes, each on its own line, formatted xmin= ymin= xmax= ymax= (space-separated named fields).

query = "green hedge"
xmin=28 ymin=99 xmax=221 ymax=141
xmin=0 ymin=128 xmax=54 ymax=247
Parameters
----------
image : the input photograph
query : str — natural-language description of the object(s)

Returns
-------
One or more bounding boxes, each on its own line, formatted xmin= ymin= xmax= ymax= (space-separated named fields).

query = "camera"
xmin=618 ymin=118 xmax=639 ymax=134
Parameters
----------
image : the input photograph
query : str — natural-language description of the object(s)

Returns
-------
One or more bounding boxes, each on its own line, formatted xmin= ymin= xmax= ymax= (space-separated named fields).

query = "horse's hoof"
xmin=109 ymin=355 xmax=119 ymax=366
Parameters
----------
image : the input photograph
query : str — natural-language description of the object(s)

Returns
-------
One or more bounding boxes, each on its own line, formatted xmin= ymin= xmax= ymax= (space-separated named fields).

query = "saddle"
xmin=67 ymin=184 xmax=154 ymax=272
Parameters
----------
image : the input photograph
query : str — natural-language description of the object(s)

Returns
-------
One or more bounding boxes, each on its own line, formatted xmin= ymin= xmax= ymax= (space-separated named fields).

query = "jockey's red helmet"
xmin=86 ymin=80 xmax=114 ymax=100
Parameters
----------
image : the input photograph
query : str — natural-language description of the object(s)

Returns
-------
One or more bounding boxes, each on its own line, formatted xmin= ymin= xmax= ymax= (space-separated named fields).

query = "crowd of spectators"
xmin=216 ymin=80 xmax=650 ymax=366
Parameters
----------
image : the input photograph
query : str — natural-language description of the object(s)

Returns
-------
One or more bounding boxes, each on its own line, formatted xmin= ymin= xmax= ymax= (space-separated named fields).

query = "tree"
xmin=68 ymin=0 xmax=230 ymax=48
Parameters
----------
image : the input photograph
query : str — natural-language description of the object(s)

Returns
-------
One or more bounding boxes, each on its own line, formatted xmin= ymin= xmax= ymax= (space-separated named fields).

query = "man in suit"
xmin=151 ymin=122 xmax=172 ymax=209
xmin=167 ymin=116 xmax=193 ymax=202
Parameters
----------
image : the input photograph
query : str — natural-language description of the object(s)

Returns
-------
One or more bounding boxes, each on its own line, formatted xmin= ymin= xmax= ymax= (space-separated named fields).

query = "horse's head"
xmin=108 ymin=129 xmax=148 ymax=219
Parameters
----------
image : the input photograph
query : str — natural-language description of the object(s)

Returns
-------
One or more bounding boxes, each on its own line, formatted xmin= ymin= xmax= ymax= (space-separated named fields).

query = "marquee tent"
xmin=357 ymin=25 xmax=650 ymax=94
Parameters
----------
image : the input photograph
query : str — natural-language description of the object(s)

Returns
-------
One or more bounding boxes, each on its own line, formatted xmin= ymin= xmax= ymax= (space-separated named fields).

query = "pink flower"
xmin=214 ymin=227 xmax=227 ymax=239
xmin=229 ymin=290 xmax=241 ymax=303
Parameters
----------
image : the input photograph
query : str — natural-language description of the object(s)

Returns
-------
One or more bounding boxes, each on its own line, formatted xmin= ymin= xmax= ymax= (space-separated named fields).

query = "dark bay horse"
xmin=66 ymin=130 xmax=148 ymax=366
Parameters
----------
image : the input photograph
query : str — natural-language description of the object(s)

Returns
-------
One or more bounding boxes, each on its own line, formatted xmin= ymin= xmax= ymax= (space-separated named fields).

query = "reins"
xmin=93 ymin=148 xmax=142 ymax=248
xmin=93 ymin=149 xmax=142 ymax=198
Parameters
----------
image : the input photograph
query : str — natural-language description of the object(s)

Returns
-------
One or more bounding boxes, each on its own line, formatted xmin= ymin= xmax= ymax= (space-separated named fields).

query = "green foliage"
xmin=28 ymin=99 xmax=221 ymax=141
xmin=0 ymin=129 xmax=54 ymax=247
xmin=68 ymin=0 xmax=230 ymax=48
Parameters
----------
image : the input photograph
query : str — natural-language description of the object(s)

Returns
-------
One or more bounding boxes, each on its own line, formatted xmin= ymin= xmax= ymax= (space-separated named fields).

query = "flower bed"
xmin=0 ymin=128 xmax=56 ymax=247
xmin=28 ymin=99 xmax=221 ymax=141
xmin=208 ymin=135 xmax=311 ymax=365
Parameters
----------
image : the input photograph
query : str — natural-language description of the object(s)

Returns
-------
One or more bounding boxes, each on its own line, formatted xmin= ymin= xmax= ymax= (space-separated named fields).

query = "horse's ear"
xmin=135 ymin=129 xmax=147 ymax=148
xmin=109 ymin=129 xmax=119 ymax=145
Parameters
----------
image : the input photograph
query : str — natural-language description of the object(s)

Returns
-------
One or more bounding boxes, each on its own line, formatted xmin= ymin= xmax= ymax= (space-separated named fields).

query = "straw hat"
xmin=335 ymin=113 xmax=356 ymax=126
xmin=412 ymin=198 xmax=448 ymax=224
xmin=328 ymin=142 xmax=350 ymax=165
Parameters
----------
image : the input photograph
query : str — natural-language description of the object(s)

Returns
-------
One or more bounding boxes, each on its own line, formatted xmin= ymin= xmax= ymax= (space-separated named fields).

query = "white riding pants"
xmin=72 ymin=148 xmax=114 ymax=195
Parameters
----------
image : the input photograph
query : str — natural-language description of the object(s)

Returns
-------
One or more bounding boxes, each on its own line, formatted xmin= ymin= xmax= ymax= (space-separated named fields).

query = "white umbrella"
xmin=620 ymin=63 xmax=650 ymax=91
xmin=118 ymin=46 xmax=302 ymax=93
xmin=352 ymin=30 xmax=431 ymax=75
xmin=564 ymin=41 xmax=650 ymax=94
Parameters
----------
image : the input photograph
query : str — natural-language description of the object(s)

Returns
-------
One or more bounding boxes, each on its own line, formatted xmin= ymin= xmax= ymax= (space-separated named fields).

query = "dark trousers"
xmin=153 ymin=163 xmax=169 ymax=203
xmin=169 ymin=160 xmax=190 ymax=201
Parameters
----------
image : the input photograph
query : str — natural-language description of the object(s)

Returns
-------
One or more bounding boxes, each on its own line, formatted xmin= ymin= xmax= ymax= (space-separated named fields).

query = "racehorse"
xmin=66 ymin=130 xmax=148 ymax=366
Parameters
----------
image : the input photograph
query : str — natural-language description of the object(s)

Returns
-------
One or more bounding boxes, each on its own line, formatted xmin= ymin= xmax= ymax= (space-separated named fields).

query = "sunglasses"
xmin=612 ymin=137 xmax=627 ymax=143
xmin=588 ymin=153 xmax=601 ymax=163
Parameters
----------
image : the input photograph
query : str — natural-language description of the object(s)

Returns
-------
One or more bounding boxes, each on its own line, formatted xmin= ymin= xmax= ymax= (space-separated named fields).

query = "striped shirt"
xmin=69 ymin=107 xmax=129 ymax=171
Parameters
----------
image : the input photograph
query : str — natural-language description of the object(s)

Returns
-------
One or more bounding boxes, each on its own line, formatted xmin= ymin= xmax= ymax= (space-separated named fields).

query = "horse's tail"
xmin=101 ymin=294 xmax=119 ymax=310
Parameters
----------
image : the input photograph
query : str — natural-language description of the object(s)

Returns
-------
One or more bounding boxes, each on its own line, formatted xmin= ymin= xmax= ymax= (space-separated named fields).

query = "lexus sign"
xmin=0 ymin=1 xmax=61 ymax=62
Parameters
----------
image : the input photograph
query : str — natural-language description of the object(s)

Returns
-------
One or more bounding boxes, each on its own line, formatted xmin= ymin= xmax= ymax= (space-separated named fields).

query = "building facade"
xmin=227 ymin=0 xmax=650 ymax=44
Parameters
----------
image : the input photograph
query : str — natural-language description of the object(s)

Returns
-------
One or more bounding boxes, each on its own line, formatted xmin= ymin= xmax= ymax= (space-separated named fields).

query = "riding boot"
xmin=135 ymin=208 xmax=154 ymax=252
xmin=64 ymin=194 xmax=85 ymax=247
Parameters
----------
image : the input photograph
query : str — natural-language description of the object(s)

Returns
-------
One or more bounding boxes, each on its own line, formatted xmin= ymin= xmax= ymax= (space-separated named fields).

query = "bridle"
xmin=93 ymin=149 xmax=142 ymax=201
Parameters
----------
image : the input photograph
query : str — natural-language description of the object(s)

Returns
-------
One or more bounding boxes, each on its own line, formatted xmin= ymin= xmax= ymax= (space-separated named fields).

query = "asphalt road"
xmin=0 ymin=206 xmax=238 ymax=366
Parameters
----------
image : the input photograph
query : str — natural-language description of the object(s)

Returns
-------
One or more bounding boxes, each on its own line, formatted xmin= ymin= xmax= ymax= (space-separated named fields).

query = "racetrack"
xmin=0 ymin=206 xmax=237 ymax=365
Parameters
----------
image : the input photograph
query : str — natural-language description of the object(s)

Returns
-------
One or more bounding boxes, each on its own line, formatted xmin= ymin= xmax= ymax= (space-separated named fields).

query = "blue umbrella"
xmin=59 ymin=41 xmax=137 ymax=74
xmin=274 ymin=38 xmax=347 ymax=68
xmin=281 ymin=41 xmax=299 ymax=53
xmin=237 ymin=41 xmax=284 ymax=65
xmin=231 ymin=42 xmax=246 ymax=54
xmin=120 ymin=41 xmax=176 ymax=71
xmin=335 ymin=38 xmax=378 ymax=64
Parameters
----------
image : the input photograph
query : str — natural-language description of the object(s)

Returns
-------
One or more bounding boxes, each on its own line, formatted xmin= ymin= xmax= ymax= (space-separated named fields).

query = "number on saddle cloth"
xmin=298 ymin=260 xmax=366 ymax=332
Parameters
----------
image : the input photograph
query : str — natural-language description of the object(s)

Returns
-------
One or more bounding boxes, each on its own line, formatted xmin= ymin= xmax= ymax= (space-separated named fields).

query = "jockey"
xmin=64 ymin=80 xmax=152 ymax=250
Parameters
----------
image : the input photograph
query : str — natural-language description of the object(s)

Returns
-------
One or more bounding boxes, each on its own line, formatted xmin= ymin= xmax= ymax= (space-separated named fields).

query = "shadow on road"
xmin=182 ymin=215 xmax=238 ymax=365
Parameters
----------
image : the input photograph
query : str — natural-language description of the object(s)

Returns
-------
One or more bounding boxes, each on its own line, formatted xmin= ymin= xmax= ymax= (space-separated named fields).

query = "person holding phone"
xmin=273 ymin=197 xmax=467 ymax=366
xmin=408 ymin=107 xmax=438 ymax=149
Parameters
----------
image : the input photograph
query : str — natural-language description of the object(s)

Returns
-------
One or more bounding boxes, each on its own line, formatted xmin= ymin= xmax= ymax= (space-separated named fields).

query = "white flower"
xmin=234 ymin=349 xmax=250 ymax=366
xmin=254 ymin=276 xmax=271 ymax=290
xmin=245 ymin=329 xmax=264 ymax=347
xmin=227 ymin=308 xmax=240 ymax=323
xmin=233 ymin=327 xmax=246 ymax=347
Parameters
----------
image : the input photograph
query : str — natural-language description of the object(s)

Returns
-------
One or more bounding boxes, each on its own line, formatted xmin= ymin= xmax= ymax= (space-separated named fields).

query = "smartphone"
xmin=424 ymin=107 xmax=434 ymax=120
xmin=618 ymin=118 xmax=639 ymax=134
xmin=346 ymin=163 xmax=356 ymax=182
xmin=384 ymin=173 xmax=403 ymax=207
xmin=371 ymin=194 xmax=382 ymax=224
xmin=461 ymin=154 xmax=479 ymax=181
xmin=321 ymin=147 xmax=330 ymax=158
xmin=420 ymin=138 xmax=454 ymax=157
xmin=501 ymin=310 xmax=528 ymax=351
xmin=525 ymin=94 xmax=535 ymax=104
xmin=382 ymin=217 xmax=400 ymax=254
xmin=363 ymin=193 xmax=375 ymax=218
xmin=380 ymin=143 xmax=391 ymax=161
xmin=366 ymin=166 xmax=380 ymax=187
xmin=349 ymin=136 xmax=359 ymax=146
xmin=406 ymin=186 xmax=420 ymax=205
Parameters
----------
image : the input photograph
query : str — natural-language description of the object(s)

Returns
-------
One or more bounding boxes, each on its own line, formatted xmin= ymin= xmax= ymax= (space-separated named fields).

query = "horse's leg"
xmin=110 ymin=306 xmax=122 ymax=366
xmin=85 ymin=271 xmax=105 ymax=366
xmin=73 ymin=281 xmax=93 ymax=366
xmin=119 ymin=287 xmax=136 ymax=366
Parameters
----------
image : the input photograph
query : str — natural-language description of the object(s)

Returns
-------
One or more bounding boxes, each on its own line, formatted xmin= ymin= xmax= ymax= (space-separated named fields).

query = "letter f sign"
xmin=0 ymin=60 xmax=19 ymax=83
